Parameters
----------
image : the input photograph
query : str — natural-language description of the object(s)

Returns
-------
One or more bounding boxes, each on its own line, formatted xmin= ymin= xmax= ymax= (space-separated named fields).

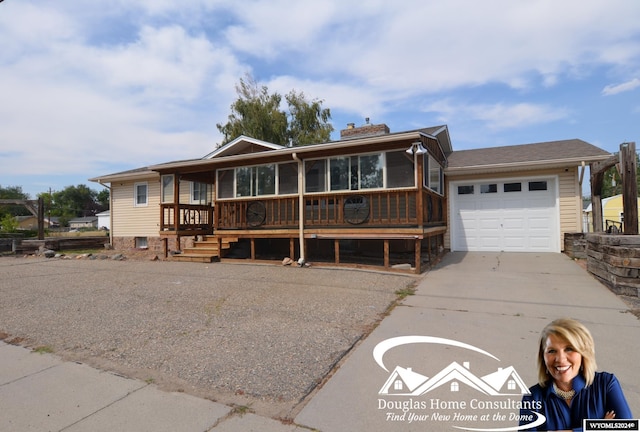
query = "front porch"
xmin=159 ymin=189 xmax=446 ymax=273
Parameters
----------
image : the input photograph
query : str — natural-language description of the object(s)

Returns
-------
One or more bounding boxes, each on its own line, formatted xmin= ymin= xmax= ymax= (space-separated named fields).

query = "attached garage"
xmin=450 ymin=176 xmax=559 ymax=252
xmin=445 ymin=139 xmax=613 ymax=253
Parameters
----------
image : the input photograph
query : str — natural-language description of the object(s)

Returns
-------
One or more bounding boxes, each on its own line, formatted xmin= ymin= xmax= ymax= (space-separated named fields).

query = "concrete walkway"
xmin=2 ymin=252 xmax=639 ymax=431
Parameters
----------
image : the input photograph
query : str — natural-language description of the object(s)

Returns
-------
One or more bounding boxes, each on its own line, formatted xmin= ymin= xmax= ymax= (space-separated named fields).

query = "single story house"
xmin=90 ymin=122 xmax=611 ymax=273
xmin=584 ymin=194 xmax=640 ymax=232
xmin=15 ymin=216 xmax=59 ymax=230
xmin=69 ymin=216 xmax=98 ymax=229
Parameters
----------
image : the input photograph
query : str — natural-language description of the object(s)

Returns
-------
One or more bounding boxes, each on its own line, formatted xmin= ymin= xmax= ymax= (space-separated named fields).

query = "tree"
xmin=0 ymin=185 xmax=31 ymax=218
xmin=285 ymin=90 xmax=333 ymax=146
xmin=217 ymin=74 xmax=333 ymax=146
xmin=39 ymin=184 xmax=108 ymax=226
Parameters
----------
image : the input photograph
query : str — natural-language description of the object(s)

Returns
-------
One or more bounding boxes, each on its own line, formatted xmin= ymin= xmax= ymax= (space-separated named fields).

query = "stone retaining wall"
xmin=585 ymin=233 xmax=640 ymax=297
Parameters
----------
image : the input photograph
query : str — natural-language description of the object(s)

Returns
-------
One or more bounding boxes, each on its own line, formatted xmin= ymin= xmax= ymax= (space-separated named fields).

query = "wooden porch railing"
xmin=160 ymin=203 xmax=214 ymax=235
xmin=214 ymin=189 xmax=446 ymax=230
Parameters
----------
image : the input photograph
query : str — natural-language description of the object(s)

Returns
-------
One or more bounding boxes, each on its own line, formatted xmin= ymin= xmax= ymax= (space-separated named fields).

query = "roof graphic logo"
xmin=374 ymin=336 xmax=530 ymax=396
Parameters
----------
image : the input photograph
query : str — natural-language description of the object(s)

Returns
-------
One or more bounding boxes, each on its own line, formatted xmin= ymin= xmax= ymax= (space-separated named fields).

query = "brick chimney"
xmin=340 ymin=118 xmax=390 ymax=140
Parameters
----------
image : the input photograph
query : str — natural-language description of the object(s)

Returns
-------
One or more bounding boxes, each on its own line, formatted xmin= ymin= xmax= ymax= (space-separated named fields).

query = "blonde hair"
xmin=536 ymin=318 xmax=597 ymax=387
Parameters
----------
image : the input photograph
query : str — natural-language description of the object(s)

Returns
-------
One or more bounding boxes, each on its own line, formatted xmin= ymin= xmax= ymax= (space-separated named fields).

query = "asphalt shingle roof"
xmin=447 ymin=139 xmax=611 ymax=169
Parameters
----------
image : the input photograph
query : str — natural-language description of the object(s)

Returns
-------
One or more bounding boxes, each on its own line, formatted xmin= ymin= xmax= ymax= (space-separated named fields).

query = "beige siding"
xmin=112 ymin=175 xmax=161 ymax=237
xmin=112 ymin=177 xmax=214 ymax=238
xmin=444 ymin=167 xmax=581 ymax=251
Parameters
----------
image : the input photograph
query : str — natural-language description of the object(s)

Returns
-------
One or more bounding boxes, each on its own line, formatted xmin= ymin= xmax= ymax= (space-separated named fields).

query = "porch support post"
xmin=620 ymin=142 xmax=638 ymax=234
xmin=250 ymin=238 xmax=256 ymax=260
xmin=173 ymin=174 xmax=180 ymax=234
xmin=414 ymin=238 xmax=422 ymax=274
xmin=416 ymin=142 xmax=424 ymax=229
xmin=289 ymin=238 xmax=295 ymax=259
xmin=334 ymin=239 xmax=340 ymax=264
xmin=293 ymin=153 xmax=306 ymax=262
xmin=384 ymin=240 xmax=390 ymax=268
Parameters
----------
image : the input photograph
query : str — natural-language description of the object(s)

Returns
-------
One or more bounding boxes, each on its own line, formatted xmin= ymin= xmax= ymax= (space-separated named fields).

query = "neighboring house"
xmin=89 ymin=123 xmax=611 ymax=272
xmin=15 ymin=216 xmax=59 ymax=230
xmin=96 ymin=210 xmax=110 ymax=230
xmin=583 ymin=194 xmax=640 ymax=232
xmin=69 ymin=216 xmax=98 ymax=229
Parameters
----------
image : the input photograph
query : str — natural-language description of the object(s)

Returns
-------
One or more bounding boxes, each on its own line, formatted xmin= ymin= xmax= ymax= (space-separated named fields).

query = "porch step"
xmin=171 ymin=236 xmax=238 ymax=263
xmin=170 ymin=253 xmax=218 ymax=263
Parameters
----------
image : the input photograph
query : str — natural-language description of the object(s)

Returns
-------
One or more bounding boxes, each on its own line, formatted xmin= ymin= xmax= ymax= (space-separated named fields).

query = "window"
xmin=256 ymin=165 xmax=275 ymax=196
xmin=429 ymin=156 xmax=441 ymax=194
xmin=217 ymin=169 xmax=234 ymax=199
xmin=359 ymin=154 xmax=383 ymax=189
xmin=134 ymin=182 xmax=148 ymax=206
xmin=191 ymin=182 xmax=209 ymax=204
xmin=305 ymin=160 xmax=327 ymax=193
xmin=161 ymin=175 xmax=174 ymax=203
xmin=507 ymin=379 xmax=516 ymax=391
xmin=481 ymin=184 xmax=497 ymax=194
xmin=386 ymin=151 xmax=414 ymax=188
xmin=330 ymin=157 xmax=351 ymax=191
xmin=528 ymin=181 xmax=548 ymax=191
xmin=424 ymin=154 xmax=443 ymax=194
xmin=236 ymin=167 xmax=253 ymax=197
xmin=451 ymin=382 xmax=459 ymax=392
xmin=394 ymin=380 xmax=403 ymax=391
xmin=458 ymin=185 xmax=474 ymax=195
xmin=134 ymin=237 xmax=148 ymax=249
xmin=278 ymin=163 xmax=298 ymax=195
xmin=504 ymin=182 xmax=522 ymax=192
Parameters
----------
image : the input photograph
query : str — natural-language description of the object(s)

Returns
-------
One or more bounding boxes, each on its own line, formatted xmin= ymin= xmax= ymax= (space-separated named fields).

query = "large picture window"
xmin=386 ymin=151 xmax=414 ymax=188
xmin=218 ymin=163 xmax=294 ymax=198
xmin=278 ymin=163 xmax=298 ymax=195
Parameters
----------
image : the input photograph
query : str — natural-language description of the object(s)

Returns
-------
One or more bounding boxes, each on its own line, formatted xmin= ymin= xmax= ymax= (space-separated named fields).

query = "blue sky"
xmin=1 ymin=0 xmax=639 ymax=199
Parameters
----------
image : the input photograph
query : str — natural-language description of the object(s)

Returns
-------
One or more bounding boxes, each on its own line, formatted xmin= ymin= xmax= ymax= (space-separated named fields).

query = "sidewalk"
xmin=2 ymin=252 xmax=639 ymax=431
xmin=296 ymin=252 xmax=640 ymax=431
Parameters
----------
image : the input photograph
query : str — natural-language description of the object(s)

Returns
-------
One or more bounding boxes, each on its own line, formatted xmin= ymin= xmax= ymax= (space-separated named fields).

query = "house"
xmin=15 ymin=216 xmax=59 ymax=230
xmin=96 ymin=210 xmax=110 ymax=230
xmin=89 ymin=122 xmax=611 ymax=272
xmin=69 ymin=216 xmax=98 ymax=229
xmin=583 ymin=194 xmax=640 ymax=232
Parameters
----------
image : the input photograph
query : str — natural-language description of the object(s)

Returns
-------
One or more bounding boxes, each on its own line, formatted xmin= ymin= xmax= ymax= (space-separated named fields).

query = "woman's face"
xmin=543 ymin=333 xmax=583 ymax=390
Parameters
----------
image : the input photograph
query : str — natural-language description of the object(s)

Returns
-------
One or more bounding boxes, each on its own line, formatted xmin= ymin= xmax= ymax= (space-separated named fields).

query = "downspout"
xmin=97 ymin=181 xmax=113 ymax=247
xmin=292 ymin=153 xmax=305 ymax=262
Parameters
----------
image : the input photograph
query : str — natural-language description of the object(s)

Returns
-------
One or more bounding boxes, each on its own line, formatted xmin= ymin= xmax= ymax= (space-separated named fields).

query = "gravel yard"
xmin=0 ymin=256 xmax=416 ymax=419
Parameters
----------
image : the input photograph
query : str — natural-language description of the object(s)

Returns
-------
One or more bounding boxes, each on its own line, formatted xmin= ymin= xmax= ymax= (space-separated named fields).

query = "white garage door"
xmin=451 ymin=177 xmax=559 ymax=252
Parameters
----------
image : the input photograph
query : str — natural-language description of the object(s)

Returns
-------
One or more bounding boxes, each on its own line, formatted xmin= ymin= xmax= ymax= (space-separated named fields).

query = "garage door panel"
xmin=452 ymin=177 xmax=558 ymax=252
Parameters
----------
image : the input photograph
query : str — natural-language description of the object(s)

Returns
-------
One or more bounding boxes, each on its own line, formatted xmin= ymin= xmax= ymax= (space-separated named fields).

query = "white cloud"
xmin=423 ymin=100 xmax=569 ymax=131
xmin=602 ymin=78 xmax=640 ymax=96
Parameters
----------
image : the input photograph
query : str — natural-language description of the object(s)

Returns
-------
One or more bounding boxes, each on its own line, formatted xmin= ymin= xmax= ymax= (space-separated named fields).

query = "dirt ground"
xmin=0 ymin=254 xmax=417 ymax=420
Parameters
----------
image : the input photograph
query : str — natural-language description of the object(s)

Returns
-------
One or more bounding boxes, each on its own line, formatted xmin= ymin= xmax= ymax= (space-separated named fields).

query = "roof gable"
xmin=202 ymin=135 xmax=285 ymax=159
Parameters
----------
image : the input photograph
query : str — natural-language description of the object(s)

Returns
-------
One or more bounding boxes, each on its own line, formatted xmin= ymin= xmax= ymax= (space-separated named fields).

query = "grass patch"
xmin=395 ymin=286 xmax=416 ymax=299
xmin=33 ymin=345 xmax=54 ymax=354
xmin=231 ymin=404 xmax=253 ymax=417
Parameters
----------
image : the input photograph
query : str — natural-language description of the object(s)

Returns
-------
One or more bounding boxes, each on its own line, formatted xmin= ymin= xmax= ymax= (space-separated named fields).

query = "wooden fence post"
xmin=620 ymin=142 xmax=638 ymax=234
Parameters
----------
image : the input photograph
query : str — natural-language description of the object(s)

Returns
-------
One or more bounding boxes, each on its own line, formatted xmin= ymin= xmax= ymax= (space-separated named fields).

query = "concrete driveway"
xmin=296 ymin=252 xmax=640 ymax=431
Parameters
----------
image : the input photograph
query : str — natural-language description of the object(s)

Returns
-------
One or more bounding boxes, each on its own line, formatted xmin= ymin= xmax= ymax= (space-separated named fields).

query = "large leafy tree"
xmin=0 ymin=185 xmax=31 ymax=218
xmin=38 ymin=184 xmax=108 ymax=226
xmin=217 ymin=75 xmax=333 ymax=146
